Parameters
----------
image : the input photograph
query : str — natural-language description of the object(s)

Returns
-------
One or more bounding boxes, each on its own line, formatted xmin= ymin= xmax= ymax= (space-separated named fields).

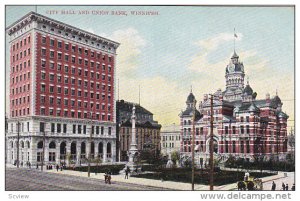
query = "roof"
xmin=181 ymin=107 xmax=203 ymax=121
xmin=187 ymin=92 xmax=196 ymax=103
xmin=121 ymin=119 xmax=161 ymax=129
xmin=6 ymin=11 xmax=120 ymax=48
xmin=231 ymin=51 xmax=239 ymax=58
xmin=243 ymin=84 xmax=253 ymax=95
xmin=277 ymin=111 xmax=289 ymax=119
xmin=117 ymin=100 xmax=153 ymax=115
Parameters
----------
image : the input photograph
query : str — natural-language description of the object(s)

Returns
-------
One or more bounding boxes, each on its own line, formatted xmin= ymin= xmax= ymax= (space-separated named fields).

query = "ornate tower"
xmin=223 ymin=51 xmax=245 ymax=101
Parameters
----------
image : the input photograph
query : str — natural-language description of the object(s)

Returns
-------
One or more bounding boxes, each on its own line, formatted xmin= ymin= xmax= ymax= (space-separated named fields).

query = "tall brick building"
xmin=180 ymin=51 xmax=289 ymax=165
xmin=6 ymin=12 xmax=119 ymax=166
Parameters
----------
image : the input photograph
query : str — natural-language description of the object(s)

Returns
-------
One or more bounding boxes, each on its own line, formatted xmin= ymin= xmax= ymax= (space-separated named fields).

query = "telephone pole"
xmin=17 ymin=122 xmax=20 ymax=168
xmin=191 ymin=99 xmax=196 ymax=190
xmin=41 ymin=126 xmax=45 ymax=171
xmin=209 ymin=95 xmax=214 ymax=190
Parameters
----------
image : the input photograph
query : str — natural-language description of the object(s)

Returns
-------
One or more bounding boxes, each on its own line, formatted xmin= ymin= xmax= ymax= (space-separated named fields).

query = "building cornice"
xmin=6 ymin=11 xmax=120 ymax=50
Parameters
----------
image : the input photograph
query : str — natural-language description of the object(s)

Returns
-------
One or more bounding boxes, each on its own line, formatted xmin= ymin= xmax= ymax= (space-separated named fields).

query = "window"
xmin=65 ymin=44 xmax=69 ymax=51
xmin=41 ymin=49 xmax=46 ymax=56
xmin=50 ymin=39 xmax=54 ymax=46
xmin=49 ymin=74 xmax=54 ymax=81
xmin=101 ymin=126 xmax=104 ymax=135
xmin=42 ymin=37 xmax=46 ymax=44
xmin=58 ymin=41 xmax=62 ymax=48
xmin=240 ymin=126 xmax=244 ymax=134
xmin=50 ymin=50 xmax=54 ymax=58
xmin=58 ymin=52 xmax=62 ymax=60
xmin=63 ymin=124 xmax=67 ymax=133
xmin=246 ymin=125 xmax=250 ymax=134
xmin=246 ymin=116 xmax=250 ymax=122
xmin=57 ymin=124 xmax=61 ymax=133
xmin=240 ymin=117 xmax=244 ymax=122
xmin=233 ymin=141 xmax=236 ymax=153
xmin=65 ymin=55 xmax=69 ymax=62
xmin=108 ymin=127 xmax=112 ymax=135
xmin=41 ymin=84 xmax=46 ymax=92
xmin=225 ymin=126 xmax=228 ymax=134
xmin=78 ymin=125 xmax=82 ymax=134
xmin=73 ymin=125 xmax=76 ymax=134
xmin=57 ymin=98 xmax=61 ymax=105
xmin=232 ymin=126 xmax=236 ymax=134
xmin=39 ymin=122 xmax=45 ymax=132
xmin=49 ymin=85 xmax=54 ymax=93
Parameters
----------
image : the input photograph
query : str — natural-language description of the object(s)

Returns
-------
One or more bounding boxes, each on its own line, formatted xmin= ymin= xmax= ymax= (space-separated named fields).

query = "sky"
xmin=5 ymin=5 xmax=295 ymax=132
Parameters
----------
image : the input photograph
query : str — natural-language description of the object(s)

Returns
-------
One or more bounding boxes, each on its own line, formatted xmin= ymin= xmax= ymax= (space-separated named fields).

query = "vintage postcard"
xmin=4 ymin=4 xmax=295 ymax=200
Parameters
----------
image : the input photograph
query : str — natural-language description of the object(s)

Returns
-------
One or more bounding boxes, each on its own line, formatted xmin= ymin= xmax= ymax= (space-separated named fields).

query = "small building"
xmin=116 ymin=100 xmax=161 ymax=161
xmin=160 ymin=124 xmax=181 ymax=156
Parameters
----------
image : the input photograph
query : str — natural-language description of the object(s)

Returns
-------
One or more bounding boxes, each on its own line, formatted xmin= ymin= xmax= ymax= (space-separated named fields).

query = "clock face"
xmin=228 ymin=63 xmax=235 ymax=72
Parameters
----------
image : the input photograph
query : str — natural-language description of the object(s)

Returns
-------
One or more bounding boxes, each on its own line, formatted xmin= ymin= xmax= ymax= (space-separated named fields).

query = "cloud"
xmin=110 ymin=28 xmax=146 ymax=75
xmin=194 ymin=32 xmax=243 ymax=53
xmin=119 ymin=76 xmax=187 ymax=126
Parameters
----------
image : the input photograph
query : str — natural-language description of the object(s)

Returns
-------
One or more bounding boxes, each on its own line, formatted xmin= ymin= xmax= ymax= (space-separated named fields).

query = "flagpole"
xmin=234 ymin=28 xmax=236 ymax=52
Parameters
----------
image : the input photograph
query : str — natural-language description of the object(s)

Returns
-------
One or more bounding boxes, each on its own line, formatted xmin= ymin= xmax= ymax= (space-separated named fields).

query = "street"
xmin=5 ymin=167 xmax=168 ymax=191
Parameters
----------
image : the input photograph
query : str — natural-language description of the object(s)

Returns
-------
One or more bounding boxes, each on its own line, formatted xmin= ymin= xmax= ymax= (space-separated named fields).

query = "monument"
xmin=125 ymin=105 xmax=141 ymax=173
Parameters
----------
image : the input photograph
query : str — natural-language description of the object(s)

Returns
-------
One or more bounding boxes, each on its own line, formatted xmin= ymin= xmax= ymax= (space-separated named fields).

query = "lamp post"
xmin=88 ymin=111 xmax=93 ymax=177
xmin=209 ymin=94 xmax=214 ymax=191
xmin=17 ymin=121 xmax=20 ymax=168
xmin=191 ymin=99 xmax=196 ymax=191
xmin=41 ymin=128 xmax=45 ymax=172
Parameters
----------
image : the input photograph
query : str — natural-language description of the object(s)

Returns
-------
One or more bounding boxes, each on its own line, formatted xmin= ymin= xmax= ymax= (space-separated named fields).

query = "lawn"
xmin=131 ymin=168 xmax=275 ymax=186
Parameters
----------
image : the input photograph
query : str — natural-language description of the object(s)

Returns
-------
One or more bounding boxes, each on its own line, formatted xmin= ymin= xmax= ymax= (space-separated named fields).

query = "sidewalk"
xmin=7 ymin=164 xmax=293 ymax=191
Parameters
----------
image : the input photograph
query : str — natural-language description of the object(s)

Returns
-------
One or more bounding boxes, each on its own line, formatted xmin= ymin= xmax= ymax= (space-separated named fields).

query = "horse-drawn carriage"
xmin=237 ymin=174 xmax=263 ymax=190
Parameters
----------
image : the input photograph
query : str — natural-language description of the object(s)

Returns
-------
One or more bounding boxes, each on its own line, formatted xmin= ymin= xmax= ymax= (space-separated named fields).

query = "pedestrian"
xmin=282 ymin=182 xmax=286 ymax=191
xmin=125 ymin=167 xmax=129 ymax=179
xmin=36 ymin=163 xmax=39 ymax=170
xmin=56 ymin=164 xmax=59 ymax=172
xmin=285 ymin=184 xmax=289 ymax=191
xmin=104 ymin=172 xmax=108 ymax=184
xmin=46 ymin=165 xmax=48 ymax=170
xmin=271 ymin=181 xmax=276 ymax=191
xmin=29 ymin=162 xmax=31 ymax=169
xmin=291 ymin=184 xmax=295 ymax=191
xmin=60 ymin=165 xmax=63 ymax=171
xmin=108 ymin=171 xmax=111 ymax=184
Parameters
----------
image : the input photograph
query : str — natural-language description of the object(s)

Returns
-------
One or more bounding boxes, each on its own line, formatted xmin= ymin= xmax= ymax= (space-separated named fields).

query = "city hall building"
xmin=180 ymin=51 xmax=289 ymax=164
xmin=6 ymin=12 xmax=119 ymax=166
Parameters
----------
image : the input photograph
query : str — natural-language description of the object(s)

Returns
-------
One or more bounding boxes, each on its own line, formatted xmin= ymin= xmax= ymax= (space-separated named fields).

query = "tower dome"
xmin=187 ymin=92 xmax=195 ymax=103
xmin=243 ymin=84 xmax=253 ymax=95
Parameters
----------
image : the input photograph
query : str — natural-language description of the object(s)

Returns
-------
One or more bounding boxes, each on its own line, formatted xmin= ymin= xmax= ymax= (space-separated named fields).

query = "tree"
xmin=171 ymin=151 xmax=180 ymax=164
xmin=224 ymin=155 xmax=236 ymax=168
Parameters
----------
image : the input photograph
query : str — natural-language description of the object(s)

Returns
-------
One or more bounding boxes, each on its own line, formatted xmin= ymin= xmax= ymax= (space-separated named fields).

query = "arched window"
xmin=26 ymin=141 xmax=30 ymax=148
xmin=49 ymin=141 xmax=56 ymax=149
xmin=37 ymin=141 xmax=43 ymax=149
xmin=21 ymin=141 xmax=24 ymax=148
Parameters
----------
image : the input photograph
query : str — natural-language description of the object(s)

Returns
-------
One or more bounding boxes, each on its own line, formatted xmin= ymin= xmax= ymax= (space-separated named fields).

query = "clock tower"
xmin=223 ymin=51 xmax=245 ymax=101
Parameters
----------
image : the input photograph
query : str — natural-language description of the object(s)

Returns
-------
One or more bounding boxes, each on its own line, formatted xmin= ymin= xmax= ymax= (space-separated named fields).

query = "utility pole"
xmin=209 ymin=95 xmax=214 ymax=191
xmin=17 ymin=121 xmax=20 ymax=168
xmin=88 ymin=111 xmax=93 ymax=177
xmin=41 ymin=123 xmax=45 ymax=171
xmin=191 ymin=99 xmax=196 ymax=191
